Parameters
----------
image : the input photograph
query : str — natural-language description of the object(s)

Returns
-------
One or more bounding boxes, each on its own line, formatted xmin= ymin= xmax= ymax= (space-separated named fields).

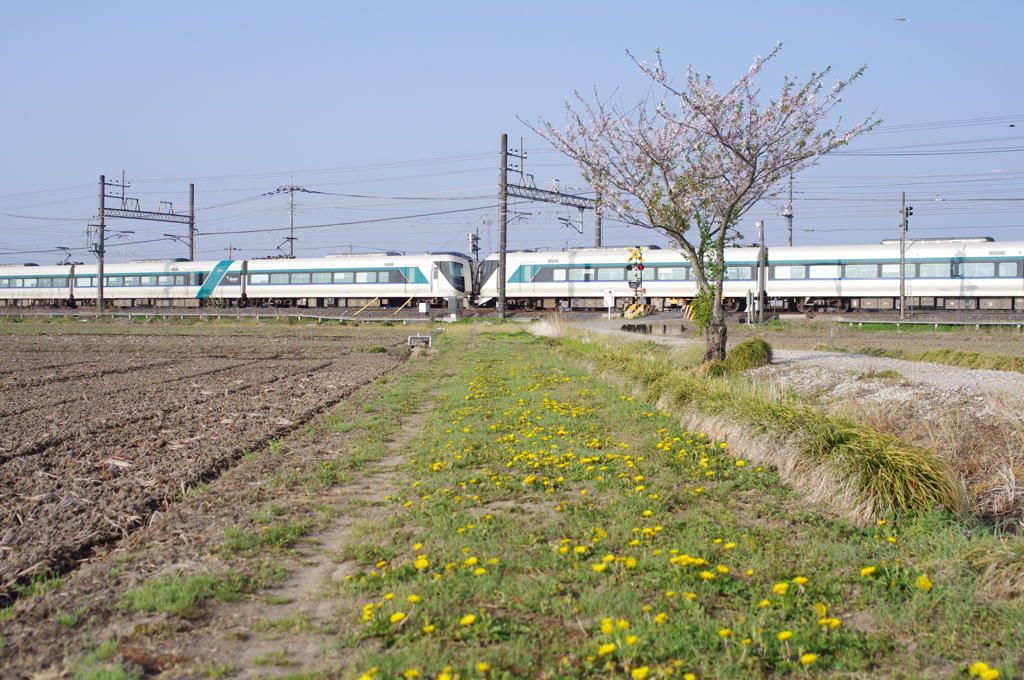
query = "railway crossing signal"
xmin=626 ymin=246 xmax=644 ymax=299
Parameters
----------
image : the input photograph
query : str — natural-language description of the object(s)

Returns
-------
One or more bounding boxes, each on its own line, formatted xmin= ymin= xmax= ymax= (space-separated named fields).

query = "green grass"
xmin=858 ymin=346 xmax=1024 ymax=374
xmin=121 ymin=571 xmax=259 ymax=619
xmin=318 ymin=327 xmax=1023 ymax=679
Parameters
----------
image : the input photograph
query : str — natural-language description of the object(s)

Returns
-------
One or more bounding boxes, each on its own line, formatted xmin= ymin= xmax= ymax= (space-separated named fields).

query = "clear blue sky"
xmin=1 ymin=0 xmax=1022 ymax=264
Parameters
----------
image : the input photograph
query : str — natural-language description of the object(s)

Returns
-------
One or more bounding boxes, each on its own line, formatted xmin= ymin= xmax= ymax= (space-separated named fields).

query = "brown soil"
xmin=0 ymin=323 xmax=420 ymax=678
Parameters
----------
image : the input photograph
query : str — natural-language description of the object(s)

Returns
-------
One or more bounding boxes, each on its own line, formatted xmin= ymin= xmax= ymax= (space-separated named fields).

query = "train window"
xmin=597 ymin=268 xmax=625 ymax=281
xmin=807 ymin=265 xmax=840 ymax=279
xmin=312 ymin=272 xmax=332 ymax=284
xmin=725 ymin=266 xmax=753 ymax=280
xmin=773 ymin=265 xmax=805 ymax=279
xmin=52 ymin=278 xmax=67 ymax=287
xmin=175 ymin=275 xmax=185 ymax=285
xmin=158 ymin=275 xmax=174 ymax=285
xmin=270 ymin=273 xmax=290 ymax=284
xmin=0 ymin=279 xmax=7 ymax=287
xmin=23 ymin=278 xmax=39 ymax=288
xmin=656 ymin=267 xmax=688 ymax=280
xmin=999 ymin=262 xmax=1018 ymax=277
xmin=105 ymin=276 xmax=123 ymax=287
xmin=249 ymin=274 xmax=270 ymax=285
xmin=552 ymin=269 xmax=567 ymax=282
xmin=356 ymin=271 xmax=377 ymax=283
xmin=292 ymin=272 xmax=311 ymax=284
xmin=123 ymin=276 xmax=139 ymax=286
xmin=844 ymin=264 xmax=878 ymax=279
xmin=568 ymin=268 xmax=594 ymax=282
xmin=9 ymin=278 xmax=23 ymax=287
xmin=379 ymin=271 xmax=392 ymax=282
xmin=880 ymin=264 xmax=914 ymax=278
xmin=334 ymin=272 xmax=355 ymax=284
xmin=140 ymin=276 xmax=157 ymax=285
xmin=917 ymin=263 xmax=949 ymax=278
xmin=959 ymin=262 xmax=995 ymax=278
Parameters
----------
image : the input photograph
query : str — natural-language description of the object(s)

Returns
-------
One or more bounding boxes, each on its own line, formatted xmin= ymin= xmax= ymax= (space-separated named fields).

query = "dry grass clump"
xmin=819 ymin=387 xmax=1024 ymax=520
xmin=966 ymin=540 xmax=1024 ymax=598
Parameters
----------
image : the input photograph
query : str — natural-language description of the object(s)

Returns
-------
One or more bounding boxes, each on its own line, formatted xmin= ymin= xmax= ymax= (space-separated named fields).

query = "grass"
xmin=858 ymin=346 xmax=1024 ymax=374
xmin=316 ymin=326 xmax=1024 ymax=679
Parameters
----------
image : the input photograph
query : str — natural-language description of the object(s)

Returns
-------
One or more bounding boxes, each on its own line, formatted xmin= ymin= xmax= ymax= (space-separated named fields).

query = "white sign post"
xmin=603 ymin=290 xmax=616 ymax=320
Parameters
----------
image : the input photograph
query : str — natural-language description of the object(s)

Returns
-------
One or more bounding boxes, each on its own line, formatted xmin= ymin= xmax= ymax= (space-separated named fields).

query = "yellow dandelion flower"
xmin=700 ymin=571 xmax=715 ymax=580
xmin=800 ymin=653 xmax=817 ymax=666
xmin=473 ymin=567 xmax=487 ymax=576
xmin=777 ymin=631 xmax=792 ymax=641
xmin=601 ymin=554 xmax=616 ymax=563
xmin=631 ymin=667 xmax=650 ymax=680
xmin=616 ymin=618 xmax=629 ymax=629
xmin=389 ymin=611 xmax=406 ymax=623
xmin=860 ymin=566 xmax=877 ymax=577
xmin=759 ymin=599 xmax=770 ymax=607
xmin=422 ymin=624 xmax=435 ymax=633
xmin=718 ymin=628 xmax=731 ymax=637
xmin=459 ymin=614 xmax=477 ymax=626
xmin=716 ymin=565 xmax=729 ymax=574
xmin=772 ymin=583 xmax=789 ymax=595
xmin=792 ymin=576 xmax=808 ymax=585
xmin=597 ymin=642 xmax=617 ymax=656
xmin=403 ymin=670 xmax=420 ymax=679
xmin=625 ymin=635 xmax=639 ymax=645
xmin=654 ymin=613 xmax=669 ymax=624
xmin=600 ymin=618 xmax=614 ymax=634
xmin=592 ymin=563 xmax=608 ymax=572
xmin=475 ymin=662 xmax=490 ymax=672
xmin=917 ymin=575 xmax=933 ymax=592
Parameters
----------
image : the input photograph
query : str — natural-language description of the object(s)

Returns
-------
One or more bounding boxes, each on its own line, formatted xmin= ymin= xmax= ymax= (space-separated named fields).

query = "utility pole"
xmin=899 ymin=192 xmax=914 ymax=320
xmin=188 ymin=183 xmax=196 ymax=260
xmin=779 ymin=174 xmax=794 ymax=247
xmin=756 ymin=220 xmax=766 ymax=323
xmin=498 ymin=134 xmax=508 ymax=318
xmin=265 ymin=180 xmax=318 ymax=258
xmin=95 ymin=176 xmax=106 ymax=312
xmin=289 ymin=178 xmax=295 ymax=257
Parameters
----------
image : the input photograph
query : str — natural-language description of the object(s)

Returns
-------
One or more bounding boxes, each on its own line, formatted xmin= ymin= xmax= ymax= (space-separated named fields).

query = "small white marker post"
xmin=604 ymin=290 xmax=616 ymax=320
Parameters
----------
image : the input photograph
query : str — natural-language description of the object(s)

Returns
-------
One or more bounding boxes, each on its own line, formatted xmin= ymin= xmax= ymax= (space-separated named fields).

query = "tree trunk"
xmin=703 ymin=296 xmax=728 ymax=362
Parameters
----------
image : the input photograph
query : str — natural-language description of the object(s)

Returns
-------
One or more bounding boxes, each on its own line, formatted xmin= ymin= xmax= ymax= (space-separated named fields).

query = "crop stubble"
xmin=0 ymin=329 xmax=406 ymax=594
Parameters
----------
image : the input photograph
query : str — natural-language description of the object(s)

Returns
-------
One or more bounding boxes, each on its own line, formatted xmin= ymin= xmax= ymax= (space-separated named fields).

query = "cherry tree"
xmin=532 ymin=45 xmax=876 ymax=361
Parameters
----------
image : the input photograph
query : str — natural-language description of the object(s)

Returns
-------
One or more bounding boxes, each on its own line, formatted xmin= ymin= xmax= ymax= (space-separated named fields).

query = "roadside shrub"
xmin=726 ymin=337 xmax=773 ymax=370
xmin=693 ymin=359 xmax=729 ymax=378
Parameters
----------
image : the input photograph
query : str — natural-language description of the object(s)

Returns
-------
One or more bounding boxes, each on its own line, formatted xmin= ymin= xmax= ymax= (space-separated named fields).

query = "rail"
xmin=840 ymin=319 xmax=1024 ymax=331
xmin=0 ymin=311 xmax=434 ymax=325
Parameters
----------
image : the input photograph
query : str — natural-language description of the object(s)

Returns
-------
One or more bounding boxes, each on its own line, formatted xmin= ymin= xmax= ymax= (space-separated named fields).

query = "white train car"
xmin=476 ymin=246 xmax=762 ymax=311
xmin=240 ymin=252 xmax=469 ymax=308
xmin=0 ymin=264 xmax=74 ymax=307
xmin=70 ymin=259 xmax=230 ymax=308
xmin=767 ymin=239 xmax=1024 ymax=312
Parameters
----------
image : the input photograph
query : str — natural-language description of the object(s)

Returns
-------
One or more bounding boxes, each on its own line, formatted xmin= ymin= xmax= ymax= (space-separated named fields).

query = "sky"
xmin=1 ymin=0 xmax=1022 ymax=265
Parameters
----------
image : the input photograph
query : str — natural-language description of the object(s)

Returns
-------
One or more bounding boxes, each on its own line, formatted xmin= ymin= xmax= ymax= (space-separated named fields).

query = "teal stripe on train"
xmin=195 ymin=261 xmax=234 ymax=299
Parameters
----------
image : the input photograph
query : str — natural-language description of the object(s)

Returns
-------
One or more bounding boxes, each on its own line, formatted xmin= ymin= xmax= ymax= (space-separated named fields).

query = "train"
xmin=477 ymin=237 xmax=1024 ymax=313
xmin=2 ymin=237 xmax=1023 ymax=314
xmin=0 ymin=252 xmax=468 ymax=310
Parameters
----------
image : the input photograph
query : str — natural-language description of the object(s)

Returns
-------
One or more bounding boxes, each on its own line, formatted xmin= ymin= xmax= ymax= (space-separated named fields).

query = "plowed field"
xmin=0 ymin=326 xmax=408 ymax=596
